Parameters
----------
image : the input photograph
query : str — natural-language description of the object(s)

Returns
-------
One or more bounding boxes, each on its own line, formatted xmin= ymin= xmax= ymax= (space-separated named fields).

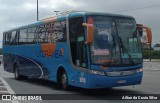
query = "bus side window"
xmin=28 ymin=27 xmax=36 ymax=44
xmin=3 ymin=33 xmax=5 ymax=46
xmin=43 ymin=25 xmax=50 ymax=43
xmin=19 ymin=29 xmax=27 ymax=45
xmin=54 ymin=20 xmax=67 ymax=42
xmin=10 ymin=31 xmax=17 ymax=45
xmin=3 ymin=33 xmax=6 ymax=46
xmin=37 ymin=24 xmax=50 ymax=43
xmin=5 ymin=32 xmax=11 ymax=46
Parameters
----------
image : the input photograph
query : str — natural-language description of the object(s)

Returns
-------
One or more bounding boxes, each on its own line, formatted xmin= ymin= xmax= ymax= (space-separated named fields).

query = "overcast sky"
xmin=0 ymin=0 xmax=160 ymax=47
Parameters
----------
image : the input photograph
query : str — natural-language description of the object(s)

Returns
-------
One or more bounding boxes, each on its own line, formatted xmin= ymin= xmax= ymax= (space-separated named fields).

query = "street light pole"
xmin=54 ymin=11 xmax=60 ymax=15
xmin=37 ymin=0 xmax=39 ymax=21
xmin=149 ymin=43 xmax=152 ymax=61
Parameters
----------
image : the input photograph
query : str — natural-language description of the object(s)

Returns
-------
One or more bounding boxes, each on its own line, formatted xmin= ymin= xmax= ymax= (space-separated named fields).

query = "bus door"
xmin=69 ymin=17 xmax=88 ymax=84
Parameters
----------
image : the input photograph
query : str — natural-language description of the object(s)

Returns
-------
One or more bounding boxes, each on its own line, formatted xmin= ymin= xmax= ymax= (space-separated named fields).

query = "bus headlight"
xmin=90 ymin=70 xmax=105 ymax=76
xmin=136 ymin=68 xmax=143 ymax=73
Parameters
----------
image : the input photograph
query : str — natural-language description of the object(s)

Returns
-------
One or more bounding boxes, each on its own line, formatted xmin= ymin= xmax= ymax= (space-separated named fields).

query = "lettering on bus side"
xmin=36 ymin=49 xmax=64 ymax=58
xmin=36 ymin=50 xmax=45 ymax=57
xmin=54 ymin=50 xmax=63 ymax=58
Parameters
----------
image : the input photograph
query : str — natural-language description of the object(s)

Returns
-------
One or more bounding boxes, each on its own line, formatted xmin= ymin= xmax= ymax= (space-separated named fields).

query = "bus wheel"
xmin=14 ymin=65 xmax=26 ymax=80
xmin=14 ymin=65 xmax=21 ymax=80
xmin=61 ymin=71 xmax=69 ymax=90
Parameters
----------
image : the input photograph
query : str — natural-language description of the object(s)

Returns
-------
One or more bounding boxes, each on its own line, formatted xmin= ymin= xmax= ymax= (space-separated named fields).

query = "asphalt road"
xmin=0 ymin=62 xmax=160 ymax=103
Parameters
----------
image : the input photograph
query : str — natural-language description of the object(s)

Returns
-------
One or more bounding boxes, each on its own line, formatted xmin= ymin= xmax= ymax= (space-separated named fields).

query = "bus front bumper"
xmin=87 ymin=72 xmax=143 ymax=89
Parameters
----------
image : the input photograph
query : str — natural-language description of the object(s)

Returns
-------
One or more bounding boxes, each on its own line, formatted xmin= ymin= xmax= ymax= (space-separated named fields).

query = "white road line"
xmin=0 ymin=77 xmax=18 ymax=103
xmin=0 ymin=77 xmax=15 ymax=94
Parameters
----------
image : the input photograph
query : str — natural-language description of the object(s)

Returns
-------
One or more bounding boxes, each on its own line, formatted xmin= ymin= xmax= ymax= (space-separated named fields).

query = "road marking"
xmin=0 ymin=77 xmax=18 ymax=103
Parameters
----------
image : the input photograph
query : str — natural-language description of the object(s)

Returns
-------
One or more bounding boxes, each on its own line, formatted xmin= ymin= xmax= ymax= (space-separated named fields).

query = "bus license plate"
xmin=117 ymin=80 xmax=126 ymax=84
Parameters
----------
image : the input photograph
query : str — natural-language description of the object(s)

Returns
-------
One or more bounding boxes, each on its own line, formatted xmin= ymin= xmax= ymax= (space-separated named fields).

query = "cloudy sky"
xmin=0 ymin=0 xmax=160 ymax=47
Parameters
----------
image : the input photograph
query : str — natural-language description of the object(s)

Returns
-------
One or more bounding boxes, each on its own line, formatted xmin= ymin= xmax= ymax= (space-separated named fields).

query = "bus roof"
xmin=3 ymin=11 xmax=134 ymax=33
xmin=41 ymin=10 xmax=134 ymax=22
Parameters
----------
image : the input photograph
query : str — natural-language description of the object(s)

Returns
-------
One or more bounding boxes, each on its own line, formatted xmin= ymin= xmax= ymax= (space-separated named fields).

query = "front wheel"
xmin=61 ymin=71 xmax=69 ymax=90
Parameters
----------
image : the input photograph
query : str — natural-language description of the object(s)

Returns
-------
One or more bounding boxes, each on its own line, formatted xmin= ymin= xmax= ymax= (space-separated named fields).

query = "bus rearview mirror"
xmin=82 ymin=23 xmax=94 ymax=44
xmin=137 ymin=25 xmax=152 ymax=44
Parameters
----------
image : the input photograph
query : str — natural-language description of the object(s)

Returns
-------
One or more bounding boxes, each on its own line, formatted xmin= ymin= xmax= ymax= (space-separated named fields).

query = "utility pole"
xmin=149 ymin=43 xmax=152 ymax=61
xmin=37 ymin=0 xmax=39 ymax=21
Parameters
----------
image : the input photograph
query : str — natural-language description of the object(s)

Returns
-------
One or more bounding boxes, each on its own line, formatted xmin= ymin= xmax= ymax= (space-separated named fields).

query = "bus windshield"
xmin=89 ymin=16 xmax=142 ymax=66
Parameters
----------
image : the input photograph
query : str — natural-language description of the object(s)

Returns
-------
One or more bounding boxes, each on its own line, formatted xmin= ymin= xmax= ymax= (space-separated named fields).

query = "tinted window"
xmin=10 ymin=31 xmax=17 ymax=45
xmin=52 ymin=20 xmax=66 ymax=42
xmin=19 ymin=29 xmax=27 ymax=44
xmin=5 ymin=32 xmax=11 ymax=46
xmin=36 ymin=20 xmax=66 ymax=43
xmin=28 ymin=27 xmax=37 ymax=44
xmin=3 ymin=33 xmax=5 ymax=46
xmin=37 ymin=24 xmax=50 ymax=43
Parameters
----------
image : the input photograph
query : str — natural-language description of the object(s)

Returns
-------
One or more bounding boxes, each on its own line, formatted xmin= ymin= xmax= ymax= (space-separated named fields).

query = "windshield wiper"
xmin=119 ymin=36 xmax=135 ymax=66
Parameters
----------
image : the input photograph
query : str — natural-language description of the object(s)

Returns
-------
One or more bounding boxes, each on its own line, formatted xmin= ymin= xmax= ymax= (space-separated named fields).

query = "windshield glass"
xmin=115 ymin=18 xmax=142 ymax=65
xmin=89 ymin=16 xmax=142 ymax=66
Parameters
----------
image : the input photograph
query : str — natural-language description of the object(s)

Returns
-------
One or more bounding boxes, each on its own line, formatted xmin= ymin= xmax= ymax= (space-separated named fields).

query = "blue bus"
xmin=3 ymin=11 xmax=152 ymax=89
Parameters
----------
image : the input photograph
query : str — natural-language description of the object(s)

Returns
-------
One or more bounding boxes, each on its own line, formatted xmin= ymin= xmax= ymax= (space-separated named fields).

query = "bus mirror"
xmin=82 ymin=23 xmax=94 ymax=44
xmin=137 ymin=24 xmax=143 ymax=37
xmin=137 ymin=25 xmax=152 ymax=44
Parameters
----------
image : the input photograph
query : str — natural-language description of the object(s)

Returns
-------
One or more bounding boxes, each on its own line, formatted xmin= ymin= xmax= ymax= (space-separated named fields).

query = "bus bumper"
xmin=87 ymin=72 xmax=143 ymax=89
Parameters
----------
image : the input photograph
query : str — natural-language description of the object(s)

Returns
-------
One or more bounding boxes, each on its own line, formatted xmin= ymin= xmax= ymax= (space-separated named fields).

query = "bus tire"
xmin=14 ymin=64 xmax=27 ymax=80
xmin=14 ymin=64 xmax=21 ymax=80
xmin=61 ymin=71 xmax=69 ymax=90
